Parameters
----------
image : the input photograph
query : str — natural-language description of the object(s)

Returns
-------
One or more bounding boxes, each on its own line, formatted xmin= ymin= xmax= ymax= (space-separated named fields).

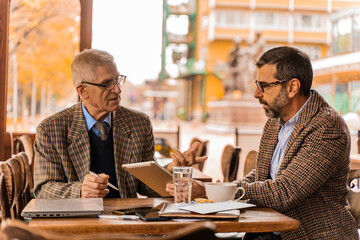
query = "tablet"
xmin=122 ymin=161 xmax=173 ymax=197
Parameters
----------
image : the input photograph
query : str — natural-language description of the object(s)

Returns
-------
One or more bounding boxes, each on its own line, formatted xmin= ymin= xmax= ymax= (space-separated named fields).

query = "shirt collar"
xmin=279 ymin=92 xmax=312 ymax=126
xmin=81 ymin=102 xmax=112 ymax=131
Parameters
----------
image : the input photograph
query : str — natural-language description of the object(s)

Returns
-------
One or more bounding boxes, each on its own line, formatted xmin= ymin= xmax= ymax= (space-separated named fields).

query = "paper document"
xmin=159 ymin=202 xmax=240 ymax=219
xmin=180 ymin=201 xmax=255 ymax=215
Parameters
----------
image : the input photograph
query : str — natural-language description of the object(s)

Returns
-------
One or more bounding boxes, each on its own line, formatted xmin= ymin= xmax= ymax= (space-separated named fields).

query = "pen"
xmin=89 ymin=171 xmax=119 ymax=191
xmin=99 ymin=214 xmax=139 ymax=220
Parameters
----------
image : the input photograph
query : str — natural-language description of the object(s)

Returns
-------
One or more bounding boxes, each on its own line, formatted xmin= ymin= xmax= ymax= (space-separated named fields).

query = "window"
xmin=333 ymin=16 xmax=352 ymax=54
xmin=7 ymin=0 xmax=80 ymax=133
xmin=254 ymin=11 xmax=288 ymax=30
xmin=294 ymin=13 xmax=327 ymax=32
xmin=214 ymin=10 xmax=249 ymax=28
xmin=353 ymin=16 xmax=360 ymax=51
xmin=167 ymin=15 xmax=190 ymax=36
xmin=349 ymin=81 xmax=360 ymax=113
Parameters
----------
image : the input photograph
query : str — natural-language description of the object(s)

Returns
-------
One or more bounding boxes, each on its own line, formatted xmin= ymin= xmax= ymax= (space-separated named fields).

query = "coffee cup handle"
xmin=234 ymin=187 xmax=245 ymax=201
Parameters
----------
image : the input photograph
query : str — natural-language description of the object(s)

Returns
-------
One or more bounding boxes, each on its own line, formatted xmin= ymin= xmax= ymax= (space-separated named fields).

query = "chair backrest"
xmin=0 ymin=172 xmax=11 ymax=220
xmin=0 ymin=219 xmax=218 ymax=240
xmin=0 ymin=161 xmax=15 ymax=219
xmin=8 ymin=157 xmax=26 ymax=219
xmin=189 ymin=137 xmax=209 ymax=172
xmin=243 ymin=150 xmax=258 ymax=177
xmin=14 ymin=134 xmax=34 ymax=189
xmin=1 ymin=157 xmax=26 ymax=219
xmin=347 ymin=169 xmax=360 ymax=228
xmin=221 ymin=145 xmax=241 ymax=182
xmin=15 ymin=152 xmax=32 ymax=207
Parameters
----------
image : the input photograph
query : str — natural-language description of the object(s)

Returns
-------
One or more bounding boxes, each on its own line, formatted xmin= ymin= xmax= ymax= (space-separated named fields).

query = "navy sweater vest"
xmin=89 ymin=129 xmax=120 ymax=198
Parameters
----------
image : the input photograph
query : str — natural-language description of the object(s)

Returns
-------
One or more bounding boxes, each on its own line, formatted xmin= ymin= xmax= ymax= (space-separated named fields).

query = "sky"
xmin=92 ymin=0 xmax=164 ymax=85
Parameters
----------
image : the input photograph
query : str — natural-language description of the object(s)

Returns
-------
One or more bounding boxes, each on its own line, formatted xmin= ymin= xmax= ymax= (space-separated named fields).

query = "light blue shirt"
xmin=81 ymin=103 xmax=111 ymax=136
xmin=270 ymin=93 xmax=312 ymax=179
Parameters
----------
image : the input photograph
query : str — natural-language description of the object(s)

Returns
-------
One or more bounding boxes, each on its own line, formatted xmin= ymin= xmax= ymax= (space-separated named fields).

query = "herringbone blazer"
xmin=34 ymin=102 xmax=159 ymax=198
xmin=238 ymin=90 xmax=358 ymax=239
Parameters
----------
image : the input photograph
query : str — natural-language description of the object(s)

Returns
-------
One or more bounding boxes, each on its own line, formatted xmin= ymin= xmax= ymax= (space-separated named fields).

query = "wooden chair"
xmin=189 ymin=137 xmax=209 ymax=172
xmin=347 ymin=169 xmax=360 ymax=227
xmin=243 ymin=150 xmax=258 ymax=177
xmin=1 ymin=160 xmax=15 ymax=220
xmin=13 ymin=134 xmax=34 ymax=190
xmin=221 ymin=145 xmax=241 ymax=182
xmin=15 ymin=152 xmax=32 ymax=208
xmin=0 ymin=219 xmax=218 ymax=240
xmin=0 ymin=173 xmax=11 ymax=220
xmin=0 ymin=157 xmax=26 ymax=220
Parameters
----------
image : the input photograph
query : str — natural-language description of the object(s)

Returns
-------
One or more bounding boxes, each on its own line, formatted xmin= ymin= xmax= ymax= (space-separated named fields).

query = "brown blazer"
xmin=34 ymin=102 xmax=158 ymax=198
xmin=239 ymin=90 xmax=358 ymax=239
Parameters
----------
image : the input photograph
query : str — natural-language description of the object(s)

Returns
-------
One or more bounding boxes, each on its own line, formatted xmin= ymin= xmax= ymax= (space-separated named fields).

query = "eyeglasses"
xmin=254 ymin=79 xmax=289 ymax=93
xmin=81 ymin=75 xmax=126 ymax=90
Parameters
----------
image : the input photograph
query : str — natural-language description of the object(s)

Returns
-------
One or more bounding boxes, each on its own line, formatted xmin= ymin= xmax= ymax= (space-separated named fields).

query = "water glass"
xmin=173 ymin=167 xmax=193 ymax=204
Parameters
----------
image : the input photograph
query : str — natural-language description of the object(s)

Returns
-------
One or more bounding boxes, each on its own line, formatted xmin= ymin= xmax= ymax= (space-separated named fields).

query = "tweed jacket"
xmin=34 ymin=102 xmax=159 ymax=198
xmin=238 ymin=90 xmax=358 ymax=239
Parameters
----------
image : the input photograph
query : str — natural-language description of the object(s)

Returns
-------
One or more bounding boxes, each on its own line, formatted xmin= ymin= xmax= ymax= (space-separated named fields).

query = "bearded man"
xmin=166 ymin=46 xmax=358 ymax=239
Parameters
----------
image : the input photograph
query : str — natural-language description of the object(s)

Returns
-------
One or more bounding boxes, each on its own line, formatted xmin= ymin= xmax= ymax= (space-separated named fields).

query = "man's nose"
xmin=112 ymin=83 xmax=121 ymax=93
xmin=253 ymin=87 xmax=262 ymax=99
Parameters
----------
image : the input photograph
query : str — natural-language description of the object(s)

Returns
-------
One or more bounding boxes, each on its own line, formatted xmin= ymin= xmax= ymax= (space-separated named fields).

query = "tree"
xmin=8 ymin=0 xmax=80 ymax=131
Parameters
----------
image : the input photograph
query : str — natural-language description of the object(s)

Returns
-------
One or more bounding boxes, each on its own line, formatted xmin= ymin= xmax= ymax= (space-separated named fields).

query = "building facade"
xmin=194 ymin=0 xmax=360 ymax=119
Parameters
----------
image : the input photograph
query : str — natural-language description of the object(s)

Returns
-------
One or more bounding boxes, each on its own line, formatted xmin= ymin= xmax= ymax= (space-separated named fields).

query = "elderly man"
xmin=167 ymin=46 xmax=358 ymax=239
xmin=34 ymin=49 xmax=161 ymax=199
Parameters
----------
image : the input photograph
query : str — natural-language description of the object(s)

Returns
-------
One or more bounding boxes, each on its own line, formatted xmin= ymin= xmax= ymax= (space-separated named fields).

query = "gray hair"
xmin=71 ymin=49 xmax=116 ymax=86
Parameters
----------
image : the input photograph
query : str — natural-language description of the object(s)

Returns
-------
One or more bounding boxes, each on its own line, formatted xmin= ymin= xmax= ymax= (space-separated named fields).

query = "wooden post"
xmin=0 ymin=0 xmax=10 ymax=161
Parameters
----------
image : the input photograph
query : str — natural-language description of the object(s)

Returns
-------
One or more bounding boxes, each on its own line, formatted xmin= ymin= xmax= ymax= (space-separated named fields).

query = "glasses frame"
xmin=81 ymin=75 xmax=126 ymax=90
xmin=254 ymin=79 xmax=289 ymax=93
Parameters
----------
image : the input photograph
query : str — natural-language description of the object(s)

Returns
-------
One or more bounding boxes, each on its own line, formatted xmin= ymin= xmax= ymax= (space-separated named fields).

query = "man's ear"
xmin=288 ymin=78 xmax=301 ymax=98
xmin=76 ymin=84 xmax=89 ymax=99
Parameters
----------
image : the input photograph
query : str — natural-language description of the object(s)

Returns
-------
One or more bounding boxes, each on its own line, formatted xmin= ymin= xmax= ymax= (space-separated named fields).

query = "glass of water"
xmin=173 ymin=166 xmax=193 ymax=205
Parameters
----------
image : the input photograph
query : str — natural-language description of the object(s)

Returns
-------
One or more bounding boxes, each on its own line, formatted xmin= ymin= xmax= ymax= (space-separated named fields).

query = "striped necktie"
xmin=95 ymin=122 xmax=109 ymax=141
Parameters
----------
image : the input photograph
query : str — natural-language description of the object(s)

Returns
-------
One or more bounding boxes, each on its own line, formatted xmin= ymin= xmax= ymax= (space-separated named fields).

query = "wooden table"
xmin=29 ymin=198 xmax=299 ymax=235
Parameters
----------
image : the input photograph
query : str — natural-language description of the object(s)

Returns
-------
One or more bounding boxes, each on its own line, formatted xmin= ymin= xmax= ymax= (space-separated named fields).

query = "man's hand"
xmin=166 ymin=141 xmax=208 ymax=172
xmin=81 ymin=173 xmax=110 ymax=198
xmin=166 ymin=180 xmax=206 ymax=200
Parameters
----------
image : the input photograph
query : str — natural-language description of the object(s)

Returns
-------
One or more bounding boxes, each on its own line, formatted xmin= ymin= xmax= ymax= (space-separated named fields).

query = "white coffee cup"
xmin=205 ymin=182 xmax=245 ymax=202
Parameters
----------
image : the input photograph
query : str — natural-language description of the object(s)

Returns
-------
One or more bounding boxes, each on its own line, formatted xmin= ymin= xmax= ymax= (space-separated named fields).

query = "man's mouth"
xmin=109 ymin=96 xmax=120 ymax=101
xmin=259 ymin=100 xmax=268 ymax=106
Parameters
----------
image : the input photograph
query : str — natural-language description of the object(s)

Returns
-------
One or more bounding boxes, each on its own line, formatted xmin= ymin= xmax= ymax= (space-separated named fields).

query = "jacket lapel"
xmin=112 ymin=107 xmax=133 ymax=198
xmin=67 ymin=102 xmax=91 ymax=181
xmin=279 ymin=90 xmax=323 ymax=174
xmin=257 ymin=119 xmax=281 ymax=181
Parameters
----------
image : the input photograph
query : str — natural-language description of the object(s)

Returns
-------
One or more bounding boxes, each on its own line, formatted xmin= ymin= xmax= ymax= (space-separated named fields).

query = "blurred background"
xmin=4 ymin=0 xmax=360 ymax=180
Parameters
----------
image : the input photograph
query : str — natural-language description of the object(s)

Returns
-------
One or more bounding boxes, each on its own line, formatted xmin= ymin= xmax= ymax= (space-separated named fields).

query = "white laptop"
xmin=21 ymin=198 xmax=103 ymax=218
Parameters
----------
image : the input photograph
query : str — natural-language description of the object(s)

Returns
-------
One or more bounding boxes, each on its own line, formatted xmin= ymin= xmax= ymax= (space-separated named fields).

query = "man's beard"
xmin=260 ymin=88 xmax=290 ymax=118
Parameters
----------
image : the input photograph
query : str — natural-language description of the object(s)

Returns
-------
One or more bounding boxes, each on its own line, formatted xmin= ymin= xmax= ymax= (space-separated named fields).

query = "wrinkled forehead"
xmin=94 ymin=63 xmax=119 ymax=80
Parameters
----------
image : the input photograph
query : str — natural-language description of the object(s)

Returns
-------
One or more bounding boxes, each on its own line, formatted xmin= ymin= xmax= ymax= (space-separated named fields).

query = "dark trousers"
xmin=243 ymin=232 xmax=281 ymax=240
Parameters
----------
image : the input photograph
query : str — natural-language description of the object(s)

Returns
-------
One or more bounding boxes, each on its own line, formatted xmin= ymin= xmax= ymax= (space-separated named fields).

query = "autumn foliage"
xmin=7 ymin=0 xmax=80 ymax=130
